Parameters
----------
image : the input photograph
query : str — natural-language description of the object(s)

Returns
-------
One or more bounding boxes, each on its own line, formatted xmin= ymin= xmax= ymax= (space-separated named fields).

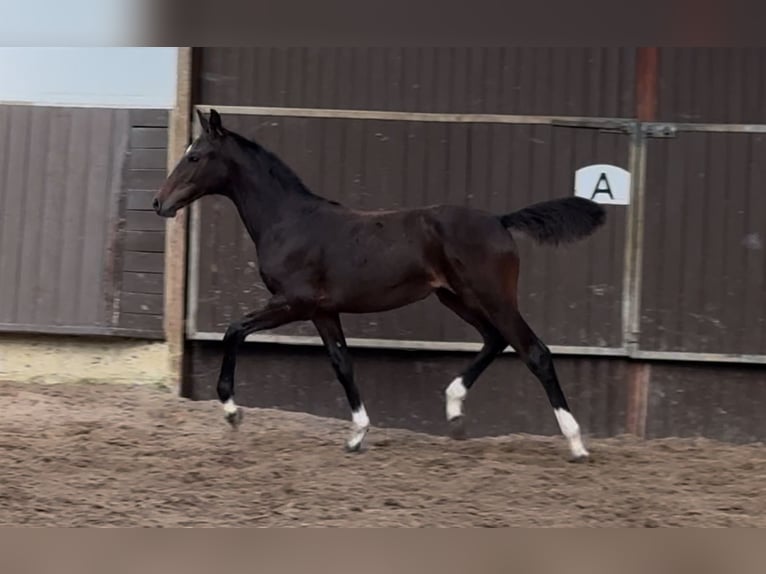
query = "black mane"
xmin=226 ymin=129 xmax=336 ymax=204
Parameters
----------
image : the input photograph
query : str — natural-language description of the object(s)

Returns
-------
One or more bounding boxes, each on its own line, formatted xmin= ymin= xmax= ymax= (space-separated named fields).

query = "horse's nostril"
xmin=152 ymin=198 xmax=161 ymax=212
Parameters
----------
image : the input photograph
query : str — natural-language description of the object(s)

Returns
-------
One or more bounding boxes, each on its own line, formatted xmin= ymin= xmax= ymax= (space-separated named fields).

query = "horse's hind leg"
xmin=489 ymin=306 xmax=589 ymax=461
xmin=436 ymin=289 xmax=507 ymax=439
xmin=313 ymin=314 xmax=369 ymax=452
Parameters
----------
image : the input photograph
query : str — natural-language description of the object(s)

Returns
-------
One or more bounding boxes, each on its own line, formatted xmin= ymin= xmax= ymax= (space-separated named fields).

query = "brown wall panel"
xmin=191 ymin=114 xmax=628 ymax=348
xmin=123 ymin=251 xmax=164 ymax=274
xmin=122 ymin=271 xmax=164 ymax=294
xmin=119 ymin=312 xmax=164 ymax=334
xmin=124 ymin=230 xmax=165 ymax=253
xmin=0 ymin=105 xmax=170 ymax=338
xmin=115 ymin=110 xmax=170 ymax=336
xmin=196 ymin=48 xmax=636 ymax=118
xmin=125 ymin=190 xmax=158 ymax=211
xmin=657 ymin=48 xmax=766 ymax=124
xmin=121 ymin=291 xmax=163 ymax=315
xmin=128 ymin=148 xmax=167 ymax=170
xmin=125 ymin=210 xmax=166 ymax=231
xmin=125 ymin=169 xmax=167 ymax=190
xmin=0 ymin=105 xmax=128 ymax=330
xmin=639 ymin=132 xmax=766 ymax=355
xmin=130 ymin=127 xmax=167 ymax=149
xmin=645 ymin=362 xmax=766 ymax=443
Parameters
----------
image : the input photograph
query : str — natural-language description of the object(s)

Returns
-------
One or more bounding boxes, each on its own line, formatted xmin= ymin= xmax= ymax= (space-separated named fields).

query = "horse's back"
xmin=419 ymin=204 xmax=517 ymax=251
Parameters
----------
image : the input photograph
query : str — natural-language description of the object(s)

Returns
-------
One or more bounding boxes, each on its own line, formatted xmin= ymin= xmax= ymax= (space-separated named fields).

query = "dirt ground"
xmin=0 ymin=380 xmax=764 ymax=527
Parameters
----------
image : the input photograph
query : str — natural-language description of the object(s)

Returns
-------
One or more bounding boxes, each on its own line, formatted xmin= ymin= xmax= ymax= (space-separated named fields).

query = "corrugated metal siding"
xmin=187 ymin=343 xmax=630 ymax=439
xmin=657 ymin=48 xmax=766 ymax=124
xmin=0 ymin=105 xmax=128 ymax=330
xmin=196 ymin=48 xmax=636 ymax=118
xmin=192 ymin=114 xmax=627 ymax=347
xmin=639 ymin=132 xmax=766 ymax=354
xmin=645 ymin=363 xmax=766 ymax=443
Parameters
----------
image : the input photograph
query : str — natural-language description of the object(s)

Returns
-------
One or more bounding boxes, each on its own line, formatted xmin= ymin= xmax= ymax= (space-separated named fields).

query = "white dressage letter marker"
xmin=554 ymin=408 xmax=589 ymax=458
xmin=445 ymin=377 xmax=467 ymax=420
xmin=574 ymin=164 xmax=631 ymax=206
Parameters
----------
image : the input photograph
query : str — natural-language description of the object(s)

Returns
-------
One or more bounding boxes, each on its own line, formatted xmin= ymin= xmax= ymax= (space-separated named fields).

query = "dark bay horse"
xmin=153 ymin=109 xmax=606 ymax=461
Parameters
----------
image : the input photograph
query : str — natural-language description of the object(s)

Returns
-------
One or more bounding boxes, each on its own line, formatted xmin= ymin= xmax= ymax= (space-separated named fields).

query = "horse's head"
xmin=153 ymin=108 xmax=232 ymax=218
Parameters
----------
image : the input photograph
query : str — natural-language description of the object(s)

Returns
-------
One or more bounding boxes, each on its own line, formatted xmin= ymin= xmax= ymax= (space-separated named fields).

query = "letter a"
xmin=591 ymin=172 xmax=614 ymax=200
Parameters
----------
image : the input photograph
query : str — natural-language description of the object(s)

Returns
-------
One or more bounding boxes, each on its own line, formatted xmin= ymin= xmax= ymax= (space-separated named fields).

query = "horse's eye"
xmin=188 ymin=154 xmax=200 ymax=163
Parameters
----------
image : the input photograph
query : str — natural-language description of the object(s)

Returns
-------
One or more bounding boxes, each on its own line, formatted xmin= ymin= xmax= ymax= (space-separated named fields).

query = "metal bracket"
xmin=551 ymin=119 xmax=637 ymax=135
xmin=643 ymin=123 xmax=677 ymax=138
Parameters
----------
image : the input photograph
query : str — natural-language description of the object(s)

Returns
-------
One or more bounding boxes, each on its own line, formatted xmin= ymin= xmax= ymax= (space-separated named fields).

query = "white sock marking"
xmin=347 ymin=405 xmax=369 ymax=449
xmin=445 ymin=377 xmax=467 ymax=420
xmin=554 ymin=408 xmax=589 ymax=458
xmin=223 ymin=398 xmax=238 ymax=415
xmin=352 ymin=406 xmax=370 ymax=429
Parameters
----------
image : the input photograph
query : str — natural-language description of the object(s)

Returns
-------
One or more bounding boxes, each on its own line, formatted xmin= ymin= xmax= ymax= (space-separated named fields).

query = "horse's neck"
xmin=228 ymin=169 xmax=321 ymax=249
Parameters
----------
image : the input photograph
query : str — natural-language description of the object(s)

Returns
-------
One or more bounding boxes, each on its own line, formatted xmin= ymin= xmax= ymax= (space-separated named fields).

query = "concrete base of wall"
xmin=0 ymin=334 xmax=170 ymax=386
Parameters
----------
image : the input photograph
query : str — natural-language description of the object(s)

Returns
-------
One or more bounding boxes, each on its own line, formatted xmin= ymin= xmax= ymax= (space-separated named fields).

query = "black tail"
xmin=498 ymin=197 xmax=606 ymax=246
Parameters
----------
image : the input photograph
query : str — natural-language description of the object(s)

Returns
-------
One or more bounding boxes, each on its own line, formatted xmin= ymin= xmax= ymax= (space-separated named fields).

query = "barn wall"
xmin=639 ymin=131 xmax=766 ymax=355
xmin=196 ymin=47 xmax=636 ymax=117
xmin=656 ymin=48 xmax=766 ymax=124
xmin=645 ymin=362 xmax=766 ymax=443
xmin=184 ymin=47 xmax=766 ymax=444
xmin=187 ymin=342 xmax=631 ymax=439
xmin=188 ymin=343 xmax=766 ymax=443
xmin=0 ymin=105 xmax=128 ymax=332
xmin=117 ymin=109 xmax=169 ymax=337
xmin=0 ymin=104 xmax=169 ymax=339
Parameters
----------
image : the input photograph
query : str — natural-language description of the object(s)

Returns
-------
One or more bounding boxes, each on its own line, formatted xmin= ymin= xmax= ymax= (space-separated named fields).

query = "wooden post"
xmin=636 ymin=47 xmax=659 ymax=121
xmin=624 ymin=47 xmax=659 ymax=438
xmin=163 ymin=47 xmax=192 ymax=392
xmin=626 ymin=363 xmax=650 ymax=438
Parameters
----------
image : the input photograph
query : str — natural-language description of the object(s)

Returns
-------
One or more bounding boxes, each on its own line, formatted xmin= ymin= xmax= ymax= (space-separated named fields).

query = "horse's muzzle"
xmin=153 ymin=198 xmax=177 ymax=218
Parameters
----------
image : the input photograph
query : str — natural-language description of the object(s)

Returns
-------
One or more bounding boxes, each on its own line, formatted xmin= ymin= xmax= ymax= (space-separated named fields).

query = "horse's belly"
xmin=327 ymin=262 xmax=435 ymax=314
xmin=334 ymin=283 xmax=433 ymax=314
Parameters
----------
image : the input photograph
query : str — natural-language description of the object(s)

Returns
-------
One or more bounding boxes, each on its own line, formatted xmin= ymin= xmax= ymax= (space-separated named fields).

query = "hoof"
xmin=568 ymin=453 xmax=590 ymax=464
xmin=345 ymin=428 xmax=368 ymax=453
xmin=448 ymin=416 xmax=467 ymax=440
xmin=224 ymin=408 xmax=243 ymax=429
xmin=345 ymin=440 xmax=365 ymax=454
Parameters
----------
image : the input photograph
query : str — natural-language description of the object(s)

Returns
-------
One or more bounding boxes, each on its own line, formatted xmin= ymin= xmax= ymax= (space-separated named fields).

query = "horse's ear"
xmin=196 ymin=109 xmax=209 ymax=133
xmin=209 ymin=108 xmax=224 ymax=138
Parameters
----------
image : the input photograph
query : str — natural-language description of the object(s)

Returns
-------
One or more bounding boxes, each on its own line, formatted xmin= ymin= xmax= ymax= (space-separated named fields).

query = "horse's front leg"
xmin=216 ymin=296 xmax=305 ymax=427
xmin=313 ymin=313 xmax=369 ymax=452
